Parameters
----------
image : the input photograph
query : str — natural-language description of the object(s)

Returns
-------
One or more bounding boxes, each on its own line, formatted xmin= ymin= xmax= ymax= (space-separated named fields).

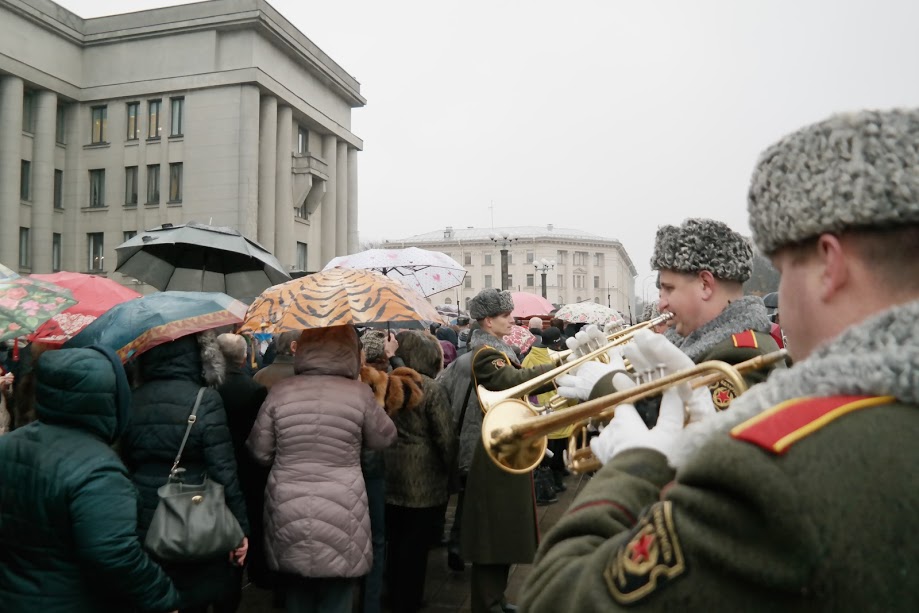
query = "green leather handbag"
xmin=144 ymin=388 xmax=245 ymax=561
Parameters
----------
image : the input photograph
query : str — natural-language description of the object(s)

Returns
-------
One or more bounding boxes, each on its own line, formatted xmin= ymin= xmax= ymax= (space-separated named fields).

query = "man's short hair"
xmin=216 ymin=333 xmax=248 ymax=365
xmin=274 ymin=330 xmax=300 ymax=356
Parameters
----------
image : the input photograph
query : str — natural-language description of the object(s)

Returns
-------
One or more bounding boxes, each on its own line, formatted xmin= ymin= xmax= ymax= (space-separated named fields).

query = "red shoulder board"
xmin=731 ymin=330 xmax=758 ymax=349
xmin=730 ymin=395 xmax=894 ymax=454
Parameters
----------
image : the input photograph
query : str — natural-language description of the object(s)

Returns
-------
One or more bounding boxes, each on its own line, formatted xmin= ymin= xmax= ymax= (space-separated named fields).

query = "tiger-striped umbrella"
xmin=238 ymin=268 xmax=448 ymax=334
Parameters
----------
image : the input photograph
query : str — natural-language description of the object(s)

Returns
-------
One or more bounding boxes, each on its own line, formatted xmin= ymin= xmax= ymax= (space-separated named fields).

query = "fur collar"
xmin=469 ymin=329 xmax=521 ymax=365
xmin=670 ymin=298 xmax=919 ymax=469
xmin=665 ymin=295 xmax=771 ymax=361
xmin=198 ymin=330 xmax=226 ymax=387
xmin=360 ymin=365 xmax=424 ymax=416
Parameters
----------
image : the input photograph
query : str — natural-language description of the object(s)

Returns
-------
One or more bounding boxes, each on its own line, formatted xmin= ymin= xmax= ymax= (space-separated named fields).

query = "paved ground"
xmin=239 ymin=472 xmax=589 ymax=612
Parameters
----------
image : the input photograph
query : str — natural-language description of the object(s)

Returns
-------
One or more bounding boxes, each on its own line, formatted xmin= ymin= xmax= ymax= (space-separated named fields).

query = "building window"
xmin=297 ymin=242 xmax=308 ymax=270
xmin=526 ymin=274 xmax=535 ymax=287
xmin=574 ymin=251 xmax=588 ymax=266
xmin=87 ymin=232 xmax=104 ymax=271
xmin=168 ymin=163 xmax=183 ymax=203
xmin=20 ymin=160 xmax=30 ymax=201
xmin=89 ymin=169 xmax=105 ymax=208
xmin=56 ymin=103 xmax=66 ymax=144
xmin=148 ymin=100 xmax=161 ymax=139
xmin=54 ymin=170 xmax=63 ymax=209
xmin=444 ymin=298 xmax=452 ymax=305
xmin=298 ymin=125 xmax=308 ymax=154
xmin=484 ymin=275 xmax=493 ymax=288
xmin=52 ymin=233 xmax=61 ymax=272
xmin=464 ymin=277 xmax=472 ymax=289
xmin=19 ymin=227 xmax=30 ymax=268
xmin=170 ymin=97 xmax=184 ymax=136
xmin=125 ymin=166 xmax=138 ymax=206
xmin=126 ymin=102 xmax=139 ymax=140
xmin=123 ymin=231 xmax=137 ymax=242
xmin=595 ymin=297 xmax=600 ymax=303
xmin=507 ymin=252 xmax=513 ymax=265
xmin=557 ymin=250 xmax=567 ymax=264
xmin=595 ymin=253 xmax=604 ymax=267
xmin=484 ymin=253 xmax=493 ymax=265
xmin=507 ymin=273 xmax=513 ymax=287
xmin=91 ymin=105 xmax=107 ymax=144
xmin=574 ymin=274 xmax=585 ymax=289
xmin=594 ymin=275 xmax=600 ymax=289
xmin=465 ymin=297 xmax=472 ymax=310
xmin=22 ymin=91 xmax=35 ymax=133
xmin=464 ymin=252 xmax=472 ymax=265
xmin=147 ymin=164 xmax=160 ymax=204
xmin=557 ymin=274 xmax=566 ymax=289
xmin=526 ymin=251 xmax=534 ymax=264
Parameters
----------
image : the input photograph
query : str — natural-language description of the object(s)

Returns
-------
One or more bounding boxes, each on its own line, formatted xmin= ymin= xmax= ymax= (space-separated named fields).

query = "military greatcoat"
xmin=460 ymin=343 xmax=554 ymax=565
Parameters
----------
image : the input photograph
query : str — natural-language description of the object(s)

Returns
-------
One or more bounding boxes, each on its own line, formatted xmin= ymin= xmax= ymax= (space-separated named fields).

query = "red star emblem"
xmin=715 ymin=388 xmax=733 ymax=404
xmin=629 ymin=533 xmax=655 ymax=563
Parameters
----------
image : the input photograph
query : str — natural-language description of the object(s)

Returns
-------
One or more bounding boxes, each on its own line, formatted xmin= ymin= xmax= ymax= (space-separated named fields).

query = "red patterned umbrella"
xmin=29 ymin=272 xmax=142 ymax=344
xmin=503 ymin=324 xmax=536 ymax=353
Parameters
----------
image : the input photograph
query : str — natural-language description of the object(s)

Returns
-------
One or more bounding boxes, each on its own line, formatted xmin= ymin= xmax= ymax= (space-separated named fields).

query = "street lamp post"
xmin=489 ymin=232 xmax=518 ymax=291
xmin=534 ymin=258 xmax=555 ymax=299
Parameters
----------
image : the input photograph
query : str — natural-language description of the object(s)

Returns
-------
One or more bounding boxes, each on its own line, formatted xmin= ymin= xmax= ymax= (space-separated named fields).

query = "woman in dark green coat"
xmin=0 ymin=346 xmax=180 ymax=612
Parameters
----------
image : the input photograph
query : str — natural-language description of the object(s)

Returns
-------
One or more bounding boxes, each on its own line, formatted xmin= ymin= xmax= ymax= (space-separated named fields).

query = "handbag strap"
xmin=170 ymin=387 xmax=207 ymax=475
xmin=455 ymin=380 xmax=474 ymax=437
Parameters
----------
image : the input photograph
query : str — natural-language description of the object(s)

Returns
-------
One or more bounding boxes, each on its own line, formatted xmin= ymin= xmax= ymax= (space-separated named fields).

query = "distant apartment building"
xmin=0 ymin=0 xmax=363 ymax=287
xmin=387 ymin=225 xmax=638 ymax=318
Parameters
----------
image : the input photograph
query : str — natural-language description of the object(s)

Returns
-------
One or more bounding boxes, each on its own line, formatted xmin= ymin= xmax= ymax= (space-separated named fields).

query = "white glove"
xmin=557 ymin=361 xmax=618 ymax=401
xmin=627 ymin=330 xmax=716 ymax=423
xmin=565 ymin=325 xmax=611 ymax=362
xmin=589 ymin=386 xmax=686 ymax=464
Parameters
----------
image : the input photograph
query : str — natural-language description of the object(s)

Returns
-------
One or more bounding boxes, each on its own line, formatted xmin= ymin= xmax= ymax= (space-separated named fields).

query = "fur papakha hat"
xmin=748 ymin=109 xmax=919 ymax=255
xmin=468 ymin=288 xmax=515 ymax=320
xmin=651 ymin=218 xmax=753 ymax=282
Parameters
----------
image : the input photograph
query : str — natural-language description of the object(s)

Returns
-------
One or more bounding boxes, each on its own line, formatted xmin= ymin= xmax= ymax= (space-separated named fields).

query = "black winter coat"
xmin=122 ymin=335 xmax=249 ymax=607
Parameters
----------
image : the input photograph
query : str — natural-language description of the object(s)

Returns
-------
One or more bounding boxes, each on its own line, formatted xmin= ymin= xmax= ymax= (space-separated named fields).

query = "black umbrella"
xmin=115 ymin=222 xmax=290 ymax=301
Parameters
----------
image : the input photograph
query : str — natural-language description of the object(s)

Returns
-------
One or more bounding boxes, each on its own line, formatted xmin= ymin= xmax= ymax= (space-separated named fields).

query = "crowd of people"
xmin=1 ymin=107 xmax=918 ymax=613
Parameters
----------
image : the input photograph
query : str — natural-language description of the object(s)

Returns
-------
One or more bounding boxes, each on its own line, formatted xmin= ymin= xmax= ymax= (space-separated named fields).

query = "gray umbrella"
xmin=115 ymin=222 xmax=290 ymax=301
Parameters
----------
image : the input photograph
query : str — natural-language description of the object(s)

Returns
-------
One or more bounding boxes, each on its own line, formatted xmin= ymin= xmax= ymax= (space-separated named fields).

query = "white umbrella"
xmin=555 ymin=302 xmax=625 ymax=327
xmin=323 ymin=247 xmax=466 ymax=297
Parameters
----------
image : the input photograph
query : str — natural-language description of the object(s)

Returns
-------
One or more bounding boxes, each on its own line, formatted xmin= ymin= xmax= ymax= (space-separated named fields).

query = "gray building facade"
xmin=0 ymin=0 xmax=363 ymax=286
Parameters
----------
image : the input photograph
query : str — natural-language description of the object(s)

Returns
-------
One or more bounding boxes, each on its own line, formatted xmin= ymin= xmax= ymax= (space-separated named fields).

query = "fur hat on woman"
xmin=651 ymin=218 xmax=753 ymax=283
xmin=748 ymin=108 xmax=919 ymax=254
xmin=468 ymin=288 xmax=515 ymax=320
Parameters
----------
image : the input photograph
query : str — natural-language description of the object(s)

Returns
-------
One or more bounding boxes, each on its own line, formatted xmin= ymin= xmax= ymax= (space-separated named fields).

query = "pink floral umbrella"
xmin=510 ymin=292 xmax=554 ymax=319
xmin=503 ymin=324 xmax=536 ymax=353
xmin=324 ymin=247 xmax=466 ymax=297
xmin=0 ymin=277 xmax=77 ymax=342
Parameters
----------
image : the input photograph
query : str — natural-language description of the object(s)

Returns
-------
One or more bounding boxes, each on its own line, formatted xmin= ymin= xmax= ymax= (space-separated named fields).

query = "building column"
xmin=320 ymin=134 xmax=338 ymax=265
xmin=62 ymin=102 xmax=80 ymax=272
xmin=347 ymin=148 xmax=359 ymax=254
xmin=274 ymin=106 xmax=294 ymax=269
xmin=0 ymin=76 xmax=24 ymax=268
xmin=257 ymin=96 xmax=277 ymax=253
xmin=237 ymin=84 xmax=260 ymax=239
xmin=30 ymin=90 xmax=56 ymax=273
xmin=335 ymin=141 xmax=348 ymax=257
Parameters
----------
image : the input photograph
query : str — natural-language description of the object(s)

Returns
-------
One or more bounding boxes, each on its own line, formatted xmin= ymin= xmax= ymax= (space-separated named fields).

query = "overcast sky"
xmin=59 ymin=0 xmax=919 ymax=284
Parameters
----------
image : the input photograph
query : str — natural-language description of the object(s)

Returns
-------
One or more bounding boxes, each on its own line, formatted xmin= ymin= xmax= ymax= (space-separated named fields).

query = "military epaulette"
xmin=731 ymin=330 xmax=759 ymax=349
xmin=473 ymin=344 xmax=512 ymax=370
xmin=731 ymin=395 xmax=895 ymax=454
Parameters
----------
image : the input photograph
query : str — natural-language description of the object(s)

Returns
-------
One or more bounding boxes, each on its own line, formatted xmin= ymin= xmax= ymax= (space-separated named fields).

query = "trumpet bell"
xmin=481 ymin=399 xmax=548 ymax=474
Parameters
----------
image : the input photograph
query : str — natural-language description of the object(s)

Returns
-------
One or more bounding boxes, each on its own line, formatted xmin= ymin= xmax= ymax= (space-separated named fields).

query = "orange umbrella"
xmin=239 ymin=268 xmax=447 ymax=334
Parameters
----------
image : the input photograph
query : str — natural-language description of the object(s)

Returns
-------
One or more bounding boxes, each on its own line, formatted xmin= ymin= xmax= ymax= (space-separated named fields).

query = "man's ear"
xmin=290 ymin=341 xmax=298 ymax=354
xmin=816 ymin=234 xmax=849 ymax=301
xmin=698 ymin=270 xmax=716 ymax=300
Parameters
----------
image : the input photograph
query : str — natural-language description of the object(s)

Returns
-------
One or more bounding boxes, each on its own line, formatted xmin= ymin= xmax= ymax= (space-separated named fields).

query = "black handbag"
xmin=144 ymin=388 xmax=245 ymax=561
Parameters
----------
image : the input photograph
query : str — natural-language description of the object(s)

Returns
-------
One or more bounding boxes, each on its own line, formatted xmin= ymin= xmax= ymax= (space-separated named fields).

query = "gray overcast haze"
xmin=58 ymin=0 xmax=919 ymax=286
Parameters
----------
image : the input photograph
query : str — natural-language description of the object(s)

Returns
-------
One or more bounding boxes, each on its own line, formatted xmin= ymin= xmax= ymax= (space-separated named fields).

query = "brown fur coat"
xmin=360 ymin=365 xmax=424 ymax=416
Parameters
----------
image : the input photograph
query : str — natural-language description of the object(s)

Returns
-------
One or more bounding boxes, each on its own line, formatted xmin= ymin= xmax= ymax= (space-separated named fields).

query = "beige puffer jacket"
xmin=246 ymin=326 xmax=396 ymax=578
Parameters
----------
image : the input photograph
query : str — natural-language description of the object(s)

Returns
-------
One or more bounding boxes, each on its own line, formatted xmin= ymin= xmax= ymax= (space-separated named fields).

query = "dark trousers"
xmin=179 ymin=565 xmax=242 ymax=612
xmin=359 ymin=475 xmax=386 ymax=613
xmin=470 ymin=563 xmax=510 ymax=613
xmin=385 ymin=504 xmax=441 ymax=613
xmin=285 ymin=577 xmax=354 ymax=613
xmin=448 ymin=474 xmax=468 ymax=554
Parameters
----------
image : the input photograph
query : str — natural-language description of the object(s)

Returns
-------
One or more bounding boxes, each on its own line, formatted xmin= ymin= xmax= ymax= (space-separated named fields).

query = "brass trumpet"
xmin=545 ymin=312 xmax=674 ymax=363
xmin=479 ymin=349 xmax=788 ymax=474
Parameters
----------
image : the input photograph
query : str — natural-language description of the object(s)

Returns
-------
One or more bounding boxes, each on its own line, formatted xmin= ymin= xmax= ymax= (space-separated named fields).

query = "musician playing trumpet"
xmin=522 ymin=109 xmax=919 ymax=611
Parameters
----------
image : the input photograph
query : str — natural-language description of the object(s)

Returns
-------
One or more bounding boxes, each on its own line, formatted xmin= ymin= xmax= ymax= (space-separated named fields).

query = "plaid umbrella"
xmin=0 ymin=277 xmax=77 ymax=342
xmin=66 ymin=291 xmax=247 ymax=362
xmin=239 ymin=268 xmax=447 ymax=334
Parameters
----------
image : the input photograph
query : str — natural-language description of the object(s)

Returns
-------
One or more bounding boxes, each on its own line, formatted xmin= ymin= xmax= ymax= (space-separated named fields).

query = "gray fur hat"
xmin=651 ymin=218 xmax=753 ymax=282
xmin=361 ymin=329 xmax=387 ymax=363
xmin=469 ymin=288 xmax=515 ymax=320
xmin=749 ymin=109 xmax=919 ymax=254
